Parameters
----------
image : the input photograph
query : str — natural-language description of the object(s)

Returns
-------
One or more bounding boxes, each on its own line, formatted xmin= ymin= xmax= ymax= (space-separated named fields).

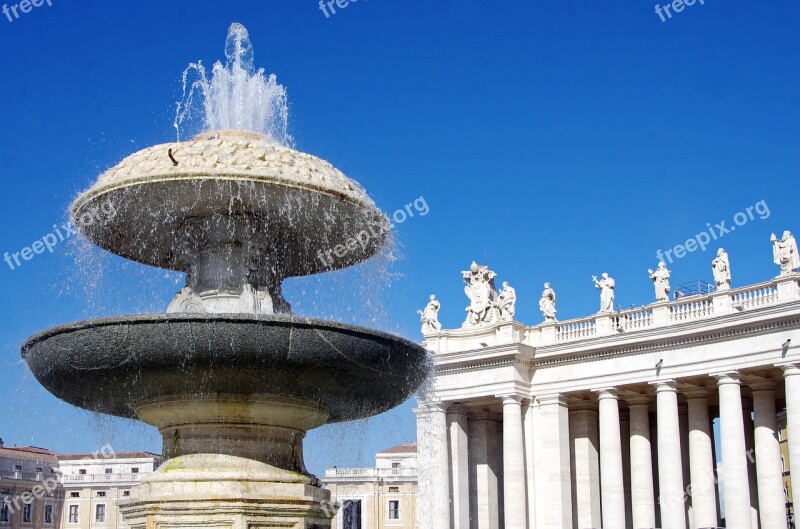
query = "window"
xmin=95 ymin=504 xmax=106 ymax=523
xmin=44 ymin=505 xmax=53 ymax=524
xmin=104 ymin=468 xmax=112 ymax=474
xmin=1 ymin=502 xmax=9 ymax=523
xmin=388 ymin=500 xmax=400 ymax=520
xmin=78 ymin=469 xmax=86 ymax=475
xmin=97 ymin=491 xmax=106 ymax=497
xmin=131 ymin=467 xmax=139 ymax=474
xmin=388 ymin=486 xmax=399 ymax=493
xmin=70 ymin=492 xmax=80 ymax=498
xmin=391 ymin=461 xmax=401 ymax=469
xmin=68 ymin=505 xmax=79 ymax=524
xmin=122 ymin=491 xmax=131 ymax=497
xmin=22 ymin=503 xmax=32 ymax=523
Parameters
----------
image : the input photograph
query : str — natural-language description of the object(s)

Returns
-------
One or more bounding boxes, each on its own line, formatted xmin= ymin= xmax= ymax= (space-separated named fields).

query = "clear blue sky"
xmin=0 ymin=1 xmax=798 ymax=475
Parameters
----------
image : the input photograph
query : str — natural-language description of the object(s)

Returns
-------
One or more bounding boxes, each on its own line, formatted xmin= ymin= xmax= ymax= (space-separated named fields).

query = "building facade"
xmin=0 ymin=440 xmax=63 ymax=529
xmin=58 ymin=452 xmax=161 ymax=529
xmin=323 ymin=444 xmax=419 ymax=529
xmin=416 ymin=244 xmax=800 ymax=529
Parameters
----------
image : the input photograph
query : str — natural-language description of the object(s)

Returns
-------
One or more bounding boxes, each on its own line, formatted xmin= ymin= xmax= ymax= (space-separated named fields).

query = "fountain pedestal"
xmin=118 ymin=453 xmax=334 ymax=529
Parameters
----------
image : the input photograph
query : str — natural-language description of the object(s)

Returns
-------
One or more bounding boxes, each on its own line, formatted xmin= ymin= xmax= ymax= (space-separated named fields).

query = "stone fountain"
xmin=21 ymin=24 xmax=429 ymax=529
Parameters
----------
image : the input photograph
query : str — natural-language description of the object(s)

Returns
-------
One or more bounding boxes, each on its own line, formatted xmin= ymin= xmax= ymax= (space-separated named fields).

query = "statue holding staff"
xmin=593 ymin=273 xmax=615 ymax=313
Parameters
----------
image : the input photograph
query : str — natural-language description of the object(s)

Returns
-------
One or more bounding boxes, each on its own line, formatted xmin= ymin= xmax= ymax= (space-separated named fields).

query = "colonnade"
xmin=417 ymin=366 xmax=799 ymax=529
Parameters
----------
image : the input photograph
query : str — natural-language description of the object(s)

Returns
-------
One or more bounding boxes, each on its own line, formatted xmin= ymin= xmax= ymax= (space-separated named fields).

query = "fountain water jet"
xmin=22 ymin=23 xmax=429 ymax=529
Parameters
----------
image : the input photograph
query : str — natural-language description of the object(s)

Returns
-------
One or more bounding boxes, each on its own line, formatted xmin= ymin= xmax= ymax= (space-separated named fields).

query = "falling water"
xmin=174 ymin=23 xmax=292 ymax=145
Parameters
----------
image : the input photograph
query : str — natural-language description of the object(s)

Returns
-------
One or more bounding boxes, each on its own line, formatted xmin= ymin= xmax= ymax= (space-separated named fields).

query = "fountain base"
xmin=117 ymin=453 xmax=336 ymax=529
xmin=136 ymin=394 xmax=330 ymax=474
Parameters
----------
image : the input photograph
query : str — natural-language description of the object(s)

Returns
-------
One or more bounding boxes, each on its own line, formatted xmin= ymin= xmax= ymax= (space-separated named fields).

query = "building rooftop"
xmin=0 ymin=445 xmax=58 ymax=459
xmin=377 ymin=443 xmax=417 ymax=455
xmin=58 ymin=452 xmax=162 ymax=461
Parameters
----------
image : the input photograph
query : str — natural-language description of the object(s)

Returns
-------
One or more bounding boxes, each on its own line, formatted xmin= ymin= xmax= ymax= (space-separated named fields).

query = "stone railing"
xmin=0 ymin=469 xmax=53 ymax=481
xmin=424 ymin=275 xmax=800 ymax=354
xmin=61 ymin=473 xmax=143 ymax=484
xmin=324 ymin=467 xmax=418 ymax=479
xmin=531 ymin=276 xmax=799 ymax=347
xmin=556 ymin=316 xmax=597 ymax=342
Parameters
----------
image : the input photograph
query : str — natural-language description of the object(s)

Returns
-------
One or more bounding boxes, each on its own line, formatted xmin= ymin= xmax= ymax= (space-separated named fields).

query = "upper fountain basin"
xmin=71 ymin=130 xmax=389 ymax=277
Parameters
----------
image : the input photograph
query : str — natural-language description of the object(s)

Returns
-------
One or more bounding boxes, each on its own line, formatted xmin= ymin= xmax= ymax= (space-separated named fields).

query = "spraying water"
xmin=174 ymin=23 xmax=292 ymax=145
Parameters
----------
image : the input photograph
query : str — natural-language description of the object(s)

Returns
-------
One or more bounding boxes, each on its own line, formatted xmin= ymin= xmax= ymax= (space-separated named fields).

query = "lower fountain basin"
xmin=21 ymin=314 xmax=430 ymax=423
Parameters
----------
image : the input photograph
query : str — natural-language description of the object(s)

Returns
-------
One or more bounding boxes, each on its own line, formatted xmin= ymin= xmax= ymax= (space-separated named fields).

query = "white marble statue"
xmin=593 ymin=273 xmax=615 ymax=313
xmin=462 ymin=261 xmax=498 ymax=327
xmin=648 ymin=262 xmax=671 ymax=302
xmin=539 ymin=282 xmax=557 ymax=322
xmin=712 ymin=248 xmax=732 ymax=291
xmin=771 ymin=231 xmax=800 ymax=275
xmin=498 ymin=282 xmax=516 ymax=321
xmin=418 ymin=295 xmax=442 ymax=334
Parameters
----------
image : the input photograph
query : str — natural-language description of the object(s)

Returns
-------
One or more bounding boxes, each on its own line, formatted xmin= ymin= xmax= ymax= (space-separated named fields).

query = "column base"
xmin=118 ymin=453 xmax=336 ymax=529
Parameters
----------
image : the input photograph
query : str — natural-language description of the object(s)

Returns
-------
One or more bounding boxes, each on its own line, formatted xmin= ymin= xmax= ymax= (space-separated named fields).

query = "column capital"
xmin=623 ymin=393 xmax=651 ymax=407
xmin=650 ymin=379 xmax=678 ymax=393
xmin=593 ymin=387 xmax=619 ymax=400
xmin=748 ymin=379 xmax=777 ymax=393
xmin=776 ymin=362 xmax=800 ymax=377
xmin=446 ymin=403 xmax=471 ymax=417
xmin=426 ymin=401 xmax=449 ymax=414
xmin=535 ymin=393 xmax=569 ymax=407
xmin=712 ymin=371 xmax=742 ymax=385
xmin=682 ymin=387 xmax=712 ymax=400
xmin=497 ymin=394 xmax=525 ymax=405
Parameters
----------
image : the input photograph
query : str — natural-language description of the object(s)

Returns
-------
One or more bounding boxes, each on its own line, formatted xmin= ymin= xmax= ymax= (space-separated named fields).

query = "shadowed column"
xmin=652 ymin=380 xmax=687 ymax=529
xmin=684 ymin=388 xmax=718 ymax=527
xmin=750 ymin=380 xmax=786 ymax=529
xmin=627 ymin=395 xmax=656 ymax=528
xmin=597 ymin=389 xmax=626 ymax=529
xmin=500 ymin=395 xmax=527 ymax=529
xmin=714 ymin=372 xmax=753 ymax=529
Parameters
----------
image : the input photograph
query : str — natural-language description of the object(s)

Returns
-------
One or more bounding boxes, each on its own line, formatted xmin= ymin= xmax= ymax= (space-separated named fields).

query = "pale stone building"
xmin=323 ymin=443 xmax=419 ymax=529
xmin=416 ymin=245 xmax=800 ymax=529
xmin=0 ymin=439 xmax=63 ymax=529
xmin=58 ymin=452 xmax=161 ymax=529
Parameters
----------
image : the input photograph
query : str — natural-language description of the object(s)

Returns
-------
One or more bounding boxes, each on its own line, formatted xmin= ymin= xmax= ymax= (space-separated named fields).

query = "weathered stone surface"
xmin=22 ymin=313 xmax=430 ymax=423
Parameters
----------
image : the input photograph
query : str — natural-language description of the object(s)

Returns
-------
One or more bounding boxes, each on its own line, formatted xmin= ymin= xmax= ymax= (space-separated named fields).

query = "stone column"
xmin=597 ymin=389 xmax=626 ymax=529
xmin=470 ymin=413 xmax=500 ymax=529
xmin=620 ymin=409 xmax=633 ymax=527
xmin=428 ymin=402 xmax=452 ymax=529
xmin=750 ymin=381 xmax=786 ymax=529
xmin=653 ymin=380 xmax=687 ymax=529
xmin=499 ymin=395 xmax=527 ymax=529
xmin=523 ymin=401 xmax=537 ymax=527
xmin=684 ymin=389 xmax=718 ymax=528
xmin=781 ymin=364 xmax=800 ymax=509
xmin=414 ymin=404 xmax=433 ymax=529
xmin=448 ymin=406 xmax=470 ymax=529
xmin=714 ymin=372 xmax=752 ymax=529
xmin=742 ymin=402 xmax=759 ymax=528
xmin=627 ymin=395 xmax=656 ymax=529
xmin=533 ymin=394 xmax=573 ymax=528
xmin=569 ymin=401 xmax=601 ymax=528
xmin=678 ymin=404 xmax=692 ymax=528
